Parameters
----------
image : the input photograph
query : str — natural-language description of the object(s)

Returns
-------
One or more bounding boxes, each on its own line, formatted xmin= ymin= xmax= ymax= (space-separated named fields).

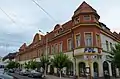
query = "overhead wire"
xmin=0 ymin=6 xmax=16 ymax=24
xmin=31 ymin=0 xmax=57 ymax=23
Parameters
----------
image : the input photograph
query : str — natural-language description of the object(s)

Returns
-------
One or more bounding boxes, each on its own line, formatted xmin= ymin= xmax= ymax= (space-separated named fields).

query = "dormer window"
xmin=74 ymin=17 xmax=80 ymax=24
xmin=54 ymin=32 xmax=58 ymax=37
xmin=84 ymin=15 xmax=91 ymax=21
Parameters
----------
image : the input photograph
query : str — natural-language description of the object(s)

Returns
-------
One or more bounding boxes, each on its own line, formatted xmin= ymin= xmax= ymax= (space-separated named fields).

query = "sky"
xmin=0 ymin=0 xmax=120 ymax=57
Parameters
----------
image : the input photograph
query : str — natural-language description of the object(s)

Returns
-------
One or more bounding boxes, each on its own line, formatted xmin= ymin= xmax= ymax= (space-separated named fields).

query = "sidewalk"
xmin=45 ymin=75 xmax=72 ymax=79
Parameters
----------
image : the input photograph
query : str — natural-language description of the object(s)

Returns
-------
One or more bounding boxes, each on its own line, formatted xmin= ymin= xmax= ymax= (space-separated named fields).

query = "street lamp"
xmin=71 ymin=29 xmax=77 ymax=78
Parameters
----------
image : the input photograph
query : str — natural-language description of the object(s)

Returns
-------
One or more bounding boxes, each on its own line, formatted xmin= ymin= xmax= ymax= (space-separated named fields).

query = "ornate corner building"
xmin=16 ymin=1 xmax=120 ymax=78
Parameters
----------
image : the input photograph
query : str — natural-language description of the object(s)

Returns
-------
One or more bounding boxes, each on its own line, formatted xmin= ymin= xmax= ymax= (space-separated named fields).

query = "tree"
xmin=108 ymin=43 xmax=120 ymax=68
xmin=51 ymin=53 xmax=71 ymax=78
xmin=40 ymin=56 xmax=50 ymax=76
xmin=29 ymin=60 xmax=37 ymax=70
xmin=6 ymin=61 xmax=19 ymax=69
xmin=24 ymin=61 xmax=31 ymax=69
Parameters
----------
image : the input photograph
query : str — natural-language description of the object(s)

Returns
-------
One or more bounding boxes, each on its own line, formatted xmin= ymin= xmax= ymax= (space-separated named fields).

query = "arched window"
xmin=93 ymin=62 xmax=99 ymax=77
xmin=111 ymin=62 xmax=116 ymax=77
xmin=103 ymin=61 xmax=109 ymax=76
xmin=66 ymin=62 xmax=73 ymax=76
xmin=79 ymin=62 xmax=86 ymax=77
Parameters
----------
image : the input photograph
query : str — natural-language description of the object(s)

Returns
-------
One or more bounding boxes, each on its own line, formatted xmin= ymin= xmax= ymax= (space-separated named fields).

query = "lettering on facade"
xmin=84 ymin=48 xmax=96 ymax=53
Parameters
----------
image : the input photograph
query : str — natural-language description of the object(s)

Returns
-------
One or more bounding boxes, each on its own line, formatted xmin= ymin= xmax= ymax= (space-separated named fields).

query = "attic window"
xmin=54 ymin=31 xmax=59 ymax=37
xmin=84 ymin=15 xmax=91 ymax=21
xmin=74 ymin=17 xmax=80 ymax=24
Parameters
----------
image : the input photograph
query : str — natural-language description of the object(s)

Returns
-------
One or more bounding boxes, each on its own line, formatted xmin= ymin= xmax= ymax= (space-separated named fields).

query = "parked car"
xmin=0 ymin=69 xmax=14 ymax=79
xmin=28 ymin=70 xmax=43 ymax=78
xmin=19 ymin=69 xmax=30 ymax=76
xmin=8 ymin=69 xmax=14 ymax=73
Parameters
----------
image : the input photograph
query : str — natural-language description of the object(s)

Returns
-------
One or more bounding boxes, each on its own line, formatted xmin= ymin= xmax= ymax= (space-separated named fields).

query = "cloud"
xmin=0 ymin=0 xmax=120 ymax=57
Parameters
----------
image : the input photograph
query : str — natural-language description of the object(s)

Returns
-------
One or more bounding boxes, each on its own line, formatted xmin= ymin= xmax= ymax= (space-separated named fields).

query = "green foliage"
xmin=51 ymin=53 xmax=70 ymax=69
xmin=24 ymin=61 xmax=31 ymax=69
xmin=24 ymin=60 xmax=41 ymax=70
xmin=108 ymin=43 xmax=120 ymax=68
xmin=29 ymin=61 xmax=37 ymax=69
xmin=6 ymin=61 xmax=20 ymax=69
xmin=40 ymin=56 xmax=50 ymax=69
xmin=35 ymin=62 xmax=41 ymax=69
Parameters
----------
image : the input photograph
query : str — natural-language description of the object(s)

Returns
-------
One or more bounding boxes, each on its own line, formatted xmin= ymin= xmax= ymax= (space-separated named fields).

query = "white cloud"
xmin=0 ymin=0 xmax=120 ymax=56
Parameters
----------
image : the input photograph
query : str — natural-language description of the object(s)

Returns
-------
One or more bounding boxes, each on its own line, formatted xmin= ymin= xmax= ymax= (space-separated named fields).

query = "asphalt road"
xmin=9 ymin=73 xmax=73 ymax=79
xmin=9 ymin=73 xmax=41 ymax=79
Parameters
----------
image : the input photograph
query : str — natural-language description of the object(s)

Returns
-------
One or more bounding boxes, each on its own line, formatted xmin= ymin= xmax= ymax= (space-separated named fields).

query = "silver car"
xmin=0 ymin=69 xmax=14 ymax=79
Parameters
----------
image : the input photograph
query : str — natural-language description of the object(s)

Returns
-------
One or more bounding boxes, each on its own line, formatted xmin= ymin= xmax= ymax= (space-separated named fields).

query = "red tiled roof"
xmin=75 ymin=1 xmax=96 ymax=13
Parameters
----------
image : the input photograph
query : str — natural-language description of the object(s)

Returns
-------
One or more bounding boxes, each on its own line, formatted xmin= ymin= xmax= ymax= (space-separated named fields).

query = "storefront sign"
xmin=84 ymin=48 xmax=95 ymax=53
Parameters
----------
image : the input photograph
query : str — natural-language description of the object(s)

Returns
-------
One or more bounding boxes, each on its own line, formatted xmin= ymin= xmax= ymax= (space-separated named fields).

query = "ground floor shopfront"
xmin=47 ymin=59 xmax=120 ymax=78
xmin=18 ymin=50 xmax=120 ymax=78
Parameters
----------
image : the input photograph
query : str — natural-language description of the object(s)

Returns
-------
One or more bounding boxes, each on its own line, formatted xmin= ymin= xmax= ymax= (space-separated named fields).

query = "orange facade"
xmin=16 ymin=1 xmax=120 ymax=62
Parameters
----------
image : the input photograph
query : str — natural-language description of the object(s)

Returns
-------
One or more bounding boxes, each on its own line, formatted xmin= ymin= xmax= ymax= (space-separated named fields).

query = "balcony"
xmin=74 ymin=47 xmax=102 ymax=56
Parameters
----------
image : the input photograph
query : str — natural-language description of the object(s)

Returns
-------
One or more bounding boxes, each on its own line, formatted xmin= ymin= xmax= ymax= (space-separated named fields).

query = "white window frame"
xmin=106 ymin=40 xmax=109 ymax=51
xmin=84 ymin=32 xmax=93 ymax=47
xmin=59 ymin=42 xmax=63 ymax=52
xmin=75 ymin=33 xmax=81 ymax=48
xmin=83 ymin=15 xmax=91 ymax=21
xmin=96 ymin=34 xmax=100 ymax=47
xmin=67 ymin=38 xmax=72 ymax=50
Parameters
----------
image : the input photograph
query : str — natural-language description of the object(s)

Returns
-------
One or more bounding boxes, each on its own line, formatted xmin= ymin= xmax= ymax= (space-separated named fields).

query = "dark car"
xmin=28 ymin=70 xmax=43 ymax=78
xmin=8 ymin=69 xmax=14 ymax=73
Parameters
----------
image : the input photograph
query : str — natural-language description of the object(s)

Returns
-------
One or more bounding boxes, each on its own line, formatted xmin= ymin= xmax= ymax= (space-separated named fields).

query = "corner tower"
xmin=72 ymin=1 xmax=100 ymax=25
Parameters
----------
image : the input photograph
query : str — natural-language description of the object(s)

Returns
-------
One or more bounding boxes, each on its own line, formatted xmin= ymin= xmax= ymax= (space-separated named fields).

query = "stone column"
xmin=91 ymin=62 xmax=94 ymax=77
xmin=75 ymin=59 xmax=79 ymax=76
xmin=47 ymin=65 xmax=50 ymax=73
xmin=86 ymin=61 xmax=93 ymax=77
xmin=98 ymin=61 xmax=104 ymax=77
xmin=108 ymin=63 xmax=112 ymax=77
xmin=54 ymin=68 xmax=57 ymax=74
xmin=116 ymin=68 xmax=120 ymax=77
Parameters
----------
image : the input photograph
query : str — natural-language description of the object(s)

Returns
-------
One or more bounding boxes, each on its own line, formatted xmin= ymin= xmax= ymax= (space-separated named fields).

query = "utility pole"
xmin=71 ymin=29 xmax=77 ymax=78
xmin=39 ymin=30 xmax=49 ymax=77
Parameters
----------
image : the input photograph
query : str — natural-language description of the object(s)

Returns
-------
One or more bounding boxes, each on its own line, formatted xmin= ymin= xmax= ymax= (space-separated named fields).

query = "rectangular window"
xmin=85 ymin=33 xmax=92 ymax=46
xmin=84 ymin=15 xmax=91 ymax=21
xmin=106 ymin=40 xmax=109 ymax=51
xmin=96 ymin=34 xmax=100 ymax=47
xmin=67 ymin=38 xmax=72 ymax=50
xmin=110 ymin=42 xmax=112 ymax=50
xmin=47 ymin=46 xmax=50 ymax=54
xmin=51 ymin=45 xmax=54 ymax=54
xmin=76 ymin=34 xmax=80 ymax=47
xmin=55 ymin=44 xmax=58 ymax=53
xmin=59 ymin=42 xmax=63 ymax=52
xmin=41 ymin=48 xmax=44 ymax=56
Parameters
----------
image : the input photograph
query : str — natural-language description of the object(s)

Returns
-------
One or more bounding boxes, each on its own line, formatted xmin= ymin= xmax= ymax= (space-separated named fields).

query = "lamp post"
xmin=71 ymin=29 xmax=77 ymax=78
